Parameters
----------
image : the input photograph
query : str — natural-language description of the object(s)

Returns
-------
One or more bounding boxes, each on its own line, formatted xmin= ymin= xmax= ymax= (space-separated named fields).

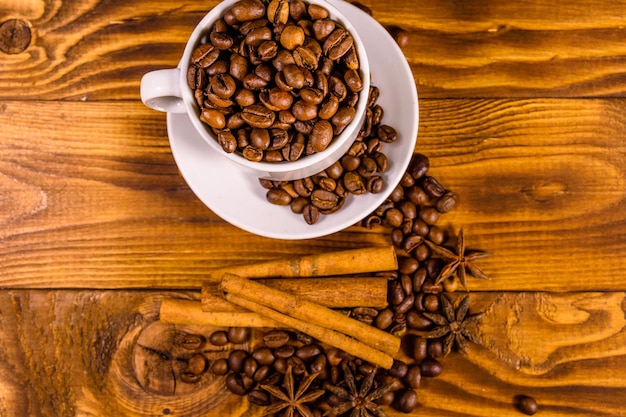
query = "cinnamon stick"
xmin=224 ymin=292 xmax=394 ymax=369
xmin=203 ymin=246 xmax=397 ymax=282
xmin=201 ymin=277 xmax=388 ymax=311
xmin=219 ymin=274 xmax=401 ymax=357
xmin=159 ymin=299 xmax=282 ymax=328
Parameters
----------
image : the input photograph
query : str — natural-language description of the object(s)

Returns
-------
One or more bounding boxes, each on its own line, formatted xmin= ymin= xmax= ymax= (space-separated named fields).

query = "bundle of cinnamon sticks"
xmin=160 ymin=246 xmax=400 ymax=368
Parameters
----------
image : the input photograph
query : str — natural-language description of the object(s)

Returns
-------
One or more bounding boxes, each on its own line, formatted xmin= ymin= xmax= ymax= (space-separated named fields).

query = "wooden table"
xmin=1 ymin=0 xmax=625 ymax=416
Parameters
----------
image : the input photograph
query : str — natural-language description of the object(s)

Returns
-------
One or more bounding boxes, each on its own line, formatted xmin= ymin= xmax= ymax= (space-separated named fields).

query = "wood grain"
xmin=1 ymin=99 xmax=624 ymax=290
xmin=0 ymin=290 xmax=624 ymax=416
xmin=2 ymin=0 xmax=626 ymax=99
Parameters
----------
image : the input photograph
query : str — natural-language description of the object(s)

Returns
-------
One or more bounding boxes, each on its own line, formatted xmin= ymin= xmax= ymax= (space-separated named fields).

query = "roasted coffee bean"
xmin=310 ymin=120 xmax=333 ymax=152
xmin=408 ymin=153 xmax=430 ymax=179
xmin=318 ymin=95 xmax=339 ymax=119
xmin=292 ymin=100 xmax=318 ymax=121
xmin=274 ymin=345 xmax=296 ymax=359
xmin=230 ymin=54 xmax=249 ymax=81
xmin=394 ymin=389 xmax=418 ymax=413
xmin=386 ymin=24 xmax=410 ymax=49
xmin=280 ymin=24 xmax=305 ymax=50
xmin=201 ymin=109 xmax=226 ymax=129
xmin=253 ymin=365 xmax=272 ymax=382
xmin=293 ymin=46 xmax=319 ymax=69
xmin=267 ymin=0 xmax=289 ymax=25
xmin=250 ymin=128 xmax=271 ymax=149
xmin=358 ymin=157 xmax=378 ymax=177
xmin=323 ymin=28 xmax=353 ymax=60
xmin=331 ymin=106 xmax=356 ymax=134
xmin=514 ymin=395 xmax=539 ymax=415
xmin=328 ymin=75 xmax=347 ymax=101
xmin=231 ymin=0 xmax=266 ymax=22
xmin=210 ymin=358 xmax=230 ymax=375
xmin=428 ymin=339 xmax=444 ymax=358
xmin=367 ymin=176 xmax=384 ymax=193
xmin=252 ymin=347 xmax=276 ymax=366
xmin=344 ymin=69 xmax=363 ymax=92
xmin=405 ymin=364 xmax=422 ymax=389
xmin=266 ymin=187 xmax=292 ymax=205
xmin=225 ymin=372 xmax=249 ymax=395
xmin=410 ymin=335 xmax=428 ymax=362
xmin=241 ymin=145 xmax=264 ymax=161
xmin=435 ymin=191 xmax=457 ymax=213
xmin=343 ymin=171 xmax=367 ymax=194
xmin=419 ymin=206 xmax=439 ymax=225
xmin=377 ymin=125 xmax=398 ymax=143
xmin=295 ymin=344 xmax=323 ymax=362
xmin=423 ymin=293 xmax=440 ymax=312
xmin=192 ymin=43 xmax=219 ymax=68
xmin=177 ymin=333 xmax=205 ymax=351
xmin=374 ymin=308 xmax=393 ymax=330
xmin=242 ymin=104 xmax=276 ymax=128
xmin=403 ymin=234 xmax=423 ymax=253
xmin=209 ymin=330 xmax=229 ymax=346
xmin=228 ymin=350 xmax=249 ymax=373
xmin=309 ymin=353 xmax=327 ymax=374
xmin=427 ymin=225 xmax=446 ymax=245
xmin=422 ymin=176 xmax=445 ymax=198
xmin=263 ymin=329 xmax=291 ymax=348
xmin=312 ymin=18 xmax=335 ymax=41
xmin=384 ymin=208 xmax=404 ymax=228
xmin=286 ymin=356 xmax=307 ymax=375
xmin=303 ymin=204 xmax=320 ymax=224
xmin=420 ymin=358 xmax=443 ymax=377
xmin=243 ymin=357 xmax=258 ymax=378
xmin=248 ymin=389 xmax=270 ymax=406
xmin=310 ymin=189 xmax=339 ymax=210
xmin=186 ymin=354 xmax=208 ymax=376
xmin=210 ymin=31 xmax=234 ymax=50
xmin=228 ymin=327 xmax=250 ymax=344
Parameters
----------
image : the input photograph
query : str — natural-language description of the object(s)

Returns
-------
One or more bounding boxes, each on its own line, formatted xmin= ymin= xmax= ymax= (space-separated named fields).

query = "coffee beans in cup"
xmin=188 ymin=0 xmax=365 ymax=163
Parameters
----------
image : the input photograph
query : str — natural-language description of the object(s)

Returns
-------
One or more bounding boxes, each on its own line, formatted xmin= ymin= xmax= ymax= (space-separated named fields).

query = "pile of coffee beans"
xmin=188 ymin=0 xmax=365 ymax=162
xmin=260 ymin=84 xmax=396 ymax=224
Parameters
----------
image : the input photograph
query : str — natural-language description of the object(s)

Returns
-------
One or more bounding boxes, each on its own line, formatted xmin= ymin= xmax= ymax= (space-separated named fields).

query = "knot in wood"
xmin=0 ymin=19 xmax=31 ymax=54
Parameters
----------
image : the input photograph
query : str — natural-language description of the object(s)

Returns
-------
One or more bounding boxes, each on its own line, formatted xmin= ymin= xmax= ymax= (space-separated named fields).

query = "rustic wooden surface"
xmin=1 ymin=0 xmax=626 ymax=416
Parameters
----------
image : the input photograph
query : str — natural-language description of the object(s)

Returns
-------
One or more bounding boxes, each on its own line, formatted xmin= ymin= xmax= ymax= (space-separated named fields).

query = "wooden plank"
xmin=0 ymin=290 xmax=623 ymax=416
xmin=2 ymin=0 xmax=626 ymax=99
xmin=0 ymin=99 xmax=625 ymax=290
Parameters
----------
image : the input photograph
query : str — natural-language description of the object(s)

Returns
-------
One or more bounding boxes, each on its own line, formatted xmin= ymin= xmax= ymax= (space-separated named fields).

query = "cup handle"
xmin=140 ymin=68 xmax=186 ymax=113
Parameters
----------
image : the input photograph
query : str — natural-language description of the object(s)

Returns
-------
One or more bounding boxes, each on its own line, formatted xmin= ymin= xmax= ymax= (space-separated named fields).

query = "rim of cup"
xmin=178 ymin=0 xmax=371 ymax=179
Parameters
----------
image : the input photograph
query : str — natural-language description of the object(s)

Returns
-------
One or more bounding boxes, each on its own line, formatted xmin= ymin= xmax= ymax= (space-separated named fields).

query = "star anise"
xmin=323 ymin=362 xmax=393 ymax=417
xmin=423 ymin=294 xmax=484 ymax=356
xmin=260 ymin=366 xmax=325 ymax=417
xmin=425 ymin=227 xmax=490 ymax=289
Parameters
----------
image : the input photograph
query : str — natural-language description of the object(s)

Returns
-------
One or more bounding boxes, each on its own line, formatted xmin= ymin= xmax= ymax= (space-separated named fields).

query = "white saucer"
xmin=167 ymin=0 xmax=419 ymax=240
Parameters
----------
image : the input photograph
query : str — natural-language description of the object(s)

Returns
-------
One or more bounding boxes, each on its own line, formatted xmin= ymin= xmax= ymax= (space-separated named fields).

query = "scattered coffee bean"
xmin=514 ymin=395 xmax=539 ymax=415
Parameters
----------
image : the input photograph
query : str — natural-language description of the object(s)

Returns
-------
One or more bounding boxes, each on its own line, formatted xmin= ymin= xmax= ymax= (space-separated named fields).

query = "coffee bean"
xmin=377 ymin=125 xmax=398 ymax=143
xmin=187 ymin=354 xmax=208 ymax=375
xmin=420 ymin=358 xmax=443 ymax=377
xmin=419 ymin=206 xmax=439 ymax=225
xmin=228 ymin=327 xmax=250 ymax=344
xmin=343 ymin=171 xmax=367 ymax=194
xmin=267 ymin=0 xmax=289 ymax=25
xmin=225 ymin=372 xmax=249 ymax=395
xmin=248 ymin=389 xmax=270 ymax=406
xmin=210 ymin=358 xmax=230 ymax=375
xmin=394 ymin=389 xmax=418 ymax=413
xmin=262 ymin=330 xmax=291 ymax=348
xmin=253 ymin=365 xmax=273 ymax=382
xmin=292 ymin=100 xmax=318 ymax=121
xmin=303 ymin=204 xmax=320 ymax=224
xmin=228 ymin=350 xmax=249 ymax=373
xmin=280 ymin=24 xmax=306 ymax=50
xmin=310 ymin=120 xmax=333 ymax=152
xmin=252 ymin=347 xmax=276 ymax=366
xmin=210 ymin=31 xmax=234 ymax=50
xmin=209 ymin=330 xmax=229 ymax=346
xmin=231 ymin=0 xmax=266 ymax=22
xmin=323 ymin=28 xmax=353 ymax=60
xmin=192 ymin=43 xmax=219 ymax=68
xmin=331 ymin=106 xmax=356 ymax=134
xmin=265 ymin=187 xmax=291 ymax=205
xmin=410 ymin=335 xmax=428 ymax=362
xmin=514 ymin=395 xmax=538 ymax=415
xmin=201 ymin=109 xmax=226 ymax=129
xmin=408 ymin=154 xmax=430 ymax=179
xmin=310 ymin=189 xmax=339 ymax=210
xmin=295 ymin=344 xmax=323 ymax=362
xmin=435 ymin=191 xmax=457 ymax=213
xmin=375 ymin=308 xmax=394 ymax=330
xmin=243 ymin=357 xmax=258 ymax=378
xmin=312 ymin=18 xmax=335 ymax=41
xmin=428 ymin=339 xmax=444 ymax=358
xmin=386 ymin=25 xmax=410 ymax=49
xmin=241 ymin=105 xmax=276 ymax=128
xmin=344 ymin=69 xmax=363 ymax=92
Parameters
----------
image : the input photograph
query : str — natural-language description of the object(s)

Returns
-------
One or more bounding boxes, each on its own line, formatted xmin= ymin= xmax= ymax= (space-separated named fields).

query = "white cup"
xmin=140 ymin=0 xmax=370 ymax=181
